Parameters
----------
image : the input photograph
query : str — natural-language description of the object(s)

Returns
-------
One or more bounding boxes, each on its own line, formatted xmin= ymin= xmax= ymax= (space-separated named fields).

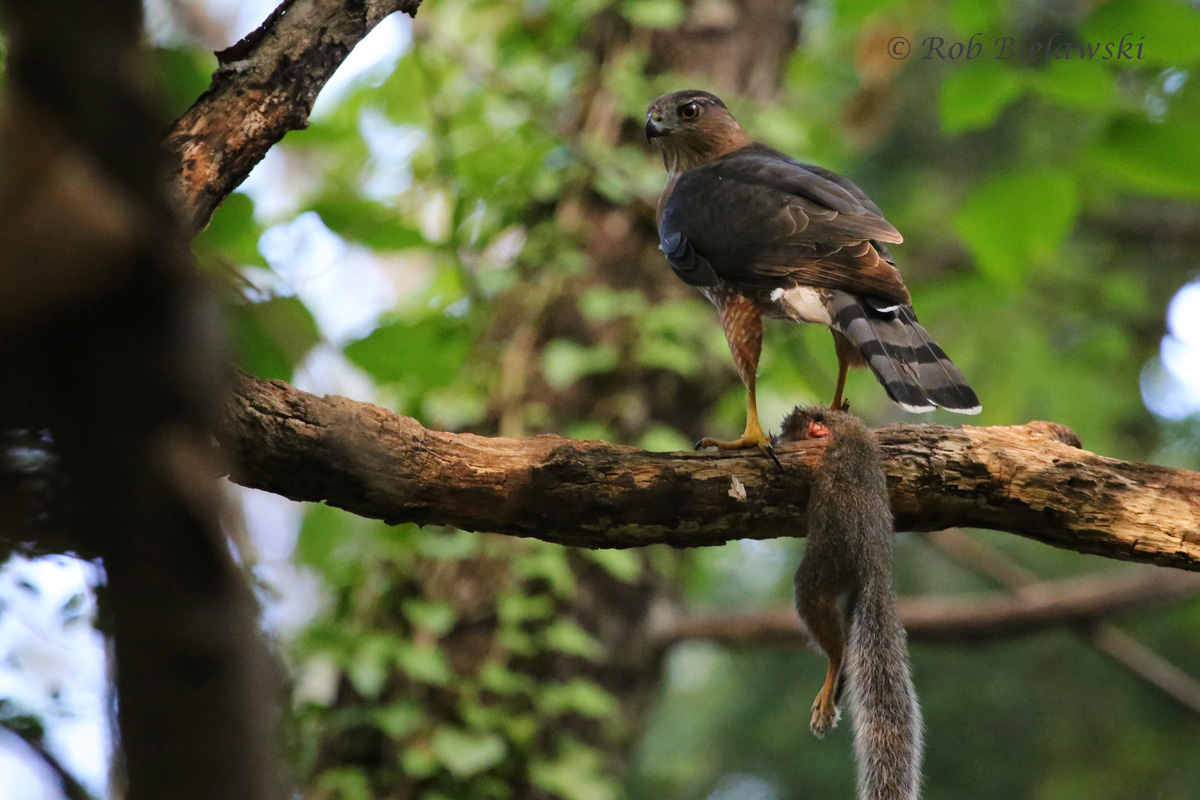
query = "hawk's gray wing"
xmin=659 ymin=143 xmax=911 ymax=306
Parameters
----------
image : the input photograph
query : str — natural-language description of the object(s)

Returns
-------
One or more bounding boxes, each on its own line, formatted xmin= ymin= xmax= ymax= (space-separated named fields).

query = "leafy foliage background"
xmin=13 ymin=0 xmax=1200 ymax=797
xmin=191 ymin=0 xmax=1200 ymax=797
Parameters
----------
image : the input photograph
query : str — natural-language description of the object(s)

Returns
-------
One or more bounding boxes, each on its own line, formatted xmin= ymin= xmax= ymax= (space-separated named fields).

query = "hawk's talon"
xmin=762 ymin=441 xmax=784 ymax=473
xmin=693 ymin=431 xmax=783 ymax=472
xmin=693 ymin=434 xmax=764 ymax=451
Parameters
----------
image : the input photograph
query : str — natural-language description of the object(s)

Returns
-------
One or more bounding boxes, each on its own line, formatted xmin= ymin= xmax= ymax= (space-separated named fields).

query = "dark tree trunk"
xmin=0 ymin=2 xmax=284 ymax=798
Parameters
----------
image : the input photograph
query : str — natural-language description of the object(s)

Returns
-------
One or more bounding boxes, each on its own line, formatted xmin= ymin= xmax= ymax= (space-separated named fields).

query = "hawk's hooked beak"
xmin=646 ymin=116 xmax=667 ymax=142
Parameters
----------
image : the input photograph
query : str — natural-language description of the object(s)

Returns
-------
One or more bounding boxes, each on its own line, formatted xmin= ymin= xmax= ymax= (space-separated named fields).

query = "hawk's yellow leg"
xmin=695 ymin=295 xmax=781 ymax=469
xmin=829 ymin=330 xmax=857 ymax=412
xmin=830 ymin=358 xmax=849 ymax=412
xmin=696 ymin=384 xmax=771 ymax=452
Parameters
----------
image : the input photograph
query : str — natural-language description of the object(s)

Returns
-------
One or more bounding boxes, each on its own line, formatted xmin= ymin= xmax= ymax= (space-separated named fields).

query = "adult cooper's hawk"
xmin=647 ymin=90 xmax=980 ymax=458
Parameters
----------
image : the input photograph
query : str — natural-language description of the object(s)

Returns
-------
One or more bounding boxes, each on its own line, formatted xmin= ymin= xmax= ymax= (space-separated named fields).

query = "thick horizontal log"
xmin=221 ymin=373 xmax=1200 ymax=570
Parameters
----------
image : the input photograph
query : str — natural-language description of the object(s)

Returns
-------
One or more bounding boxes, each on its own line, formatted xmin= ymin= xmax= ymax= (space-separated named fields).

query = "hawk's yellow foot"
xmin=693 ymin=421 xmax=769 ymax=452
xmin=694 ymin=409 xmax=782 ymax=471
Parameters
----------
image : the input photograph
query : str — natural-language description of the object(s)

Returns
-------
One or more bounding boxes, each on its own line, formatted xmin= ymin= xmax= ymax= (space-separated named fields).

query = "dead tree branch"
xmin=220 ymin=374 xmax=1200 ymax=570
xmin=166 ymin=0 xmax=422 ymax=232
xmin=924 ymin=529 xmax=1200 ymax=715
xmin=655 ymin=568 xmax=1200 ymax=648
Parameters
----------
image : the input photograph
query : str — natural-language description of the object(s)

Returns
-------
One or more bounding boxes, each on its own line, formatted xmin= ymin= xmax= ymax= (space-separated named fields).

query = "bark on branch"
xmin=166 ymin=0 xmax=422 ymax=232
xmin=221 ymin=374 xmax=1200 ymax=570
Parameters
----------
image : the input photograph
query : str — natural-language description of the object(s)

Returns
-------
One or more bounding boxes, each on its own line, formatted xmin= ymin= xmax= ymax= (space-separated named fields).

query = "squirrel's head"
xmin=776 ymin=406 xmax=862 ymax=444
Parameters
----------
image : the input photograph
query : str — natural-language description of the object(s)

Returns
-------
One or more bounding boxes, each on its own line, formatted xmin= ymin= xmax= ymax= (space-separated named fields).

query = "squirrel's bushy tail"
xmin=847 ymin=581 xmax=923 ymax=800
xmin=829 ymin=292 xmax=980 ymax=415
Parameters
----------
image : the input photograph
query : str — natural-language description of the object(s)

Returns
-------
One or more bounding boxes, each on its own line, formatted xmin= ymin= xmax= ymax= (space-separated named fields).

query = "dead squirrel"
xmin=777 ymin=406 xmax=923 ymax=800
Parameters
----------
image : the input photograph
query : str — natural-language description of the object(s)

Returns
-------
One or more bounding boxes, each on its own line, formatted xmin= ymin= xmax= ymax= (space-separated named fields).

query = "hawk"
xmin=647 ymin=90 xmax=980 ymax=459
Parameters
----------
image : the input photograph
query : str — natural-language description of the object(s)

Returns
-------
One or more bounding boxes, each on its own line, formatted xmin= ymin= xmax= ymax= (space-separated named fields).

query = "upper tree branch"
xmin=222 ymin=374 xmax=1200 ymax=570
xmin=166 ymin=0 xmax=422 ymax=232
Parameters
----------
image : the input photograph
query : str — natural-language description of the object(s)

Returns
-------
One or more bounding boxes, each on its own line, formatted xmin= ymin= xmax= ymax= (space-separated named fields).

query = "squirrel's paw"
xmin=810 ymin=700 xmax=841 ymax=738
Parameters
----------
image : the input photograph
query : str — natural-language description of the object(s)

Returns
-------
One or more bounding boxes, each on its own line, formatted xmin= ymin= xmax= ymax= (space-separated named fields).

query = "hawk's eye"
xmin=679 ymin=102 xmax=700 ymax=120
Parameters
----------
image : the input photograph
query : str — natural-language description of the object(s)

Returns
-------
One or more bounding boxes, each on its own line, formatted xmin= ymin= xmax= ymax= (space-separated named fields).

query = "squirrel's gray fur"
xmin=778 ymin=406 xmax=923 ymax=800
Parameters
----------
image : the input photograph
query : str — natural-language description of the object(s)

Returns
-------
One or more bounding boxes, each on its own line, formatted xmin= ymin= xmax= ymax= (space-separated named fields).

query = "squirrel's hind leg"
xmin=799 ymin=593 xmax=846 ymax=738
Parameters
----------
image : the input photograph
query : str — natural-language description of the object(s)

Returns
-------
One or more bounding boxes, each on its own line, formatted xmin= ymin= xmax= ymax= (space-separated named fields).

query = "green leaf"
xmin=498 ymin=592 xmax=556 ymax=625
xmin=939 ymin=61 xmax=1024 ymax=134
xmin=1082 ymin=0 xmax=1200 ymax=67
xmin=542 ymin=619 xmax=604 ymax=659
xmin=577 ymin=286 xmax=647 ymax=322
xmin=565 ymin=421 xmax=614 ymax=442
xmin=498 ymin=627 xmax=536 ymax=656
xmin=541 ymin=339 xmax=619 ymax=391
xmin=227 ymin=295 xmax=321 ymax=380
xmin=311 ymin=192 xmax=428 ymax=251
xmin=634 ymin=334 xmax=702 ymax=376
xmin=295 ymin=503 xmax=346 ymax=573
xmin=619 ymin=0 xmax=685 ymax=28
xmin=950 ymin=0 xmax=1005 ymax=35
xmin=1028 ymin=59 xmax=1115 ymax=111
xmin=400 ymin=741 xmax=439 ymax=779
xmin=954 ymin=169 xmax=1078 ymax=283
xmin=537 ymin=679 xmax=618 ymax=718
xmin=531 ymin=743 xmax=619 ymax=800
xmin=348 ymin=637 xmax=392 ymax=699
xmin=479 ymin=661 xmax=537 ymax=697
xmin=151 ymin=46 xmax=217 ymax=118
xmin=395 ymin=642 xmax=452 ymax=686
xmin=431 ymin=727 xmax=508 ymax=777
xmin=1088 ymin=115 xmax=1200 ymax=199
xmin=514 ymin=547 xmax=576 ymax=597
xmin=415 ymin=528 xmax=481 ymax=560
xmin=637 ymin=423 xmax=692 ymax=453
xmin=372 ymin=701 xmax=424 ymax=738
xmin=300 ymin=621 xmax=358 ymax=659
xmin=315 ymin=768 xmax=372 ymax=800
xmin=833 ymin=0 xmax=907 ymax=23
xmin=580 ymin=548 xmax=644 ymax=582
xmin=402 ymin=599 xmax=458 ymax=636
xmin=502 ymin=714 xmax=539 ymax=748
xmin=194 ymin=193 xmax=266 ymax=267
xmin=345 ymin=313 xmax=472 ymax=389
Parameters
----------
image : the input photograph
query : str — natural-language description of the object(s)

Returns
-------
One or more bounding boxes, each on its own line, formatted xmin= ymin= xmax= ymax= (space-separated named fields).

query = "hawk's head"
xmin=646 ymin=91 xmax=750 ymax=172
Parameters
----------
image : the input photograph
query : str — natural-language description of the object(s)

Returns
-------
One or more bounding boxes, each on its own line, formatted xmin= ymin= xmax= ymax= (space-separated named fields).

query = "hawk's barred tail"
xmin=830 ymin=293 xmax=981 ymax=415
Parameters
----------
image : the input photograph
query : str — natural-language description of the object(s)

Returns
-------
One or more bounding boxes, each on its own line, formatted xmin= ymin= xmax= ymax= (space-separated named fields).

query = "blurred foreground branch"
xmin=221 ymin=374 xmax=1200 ymax=570
xmin=0 ymin=2 xmax=285 ymax=798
